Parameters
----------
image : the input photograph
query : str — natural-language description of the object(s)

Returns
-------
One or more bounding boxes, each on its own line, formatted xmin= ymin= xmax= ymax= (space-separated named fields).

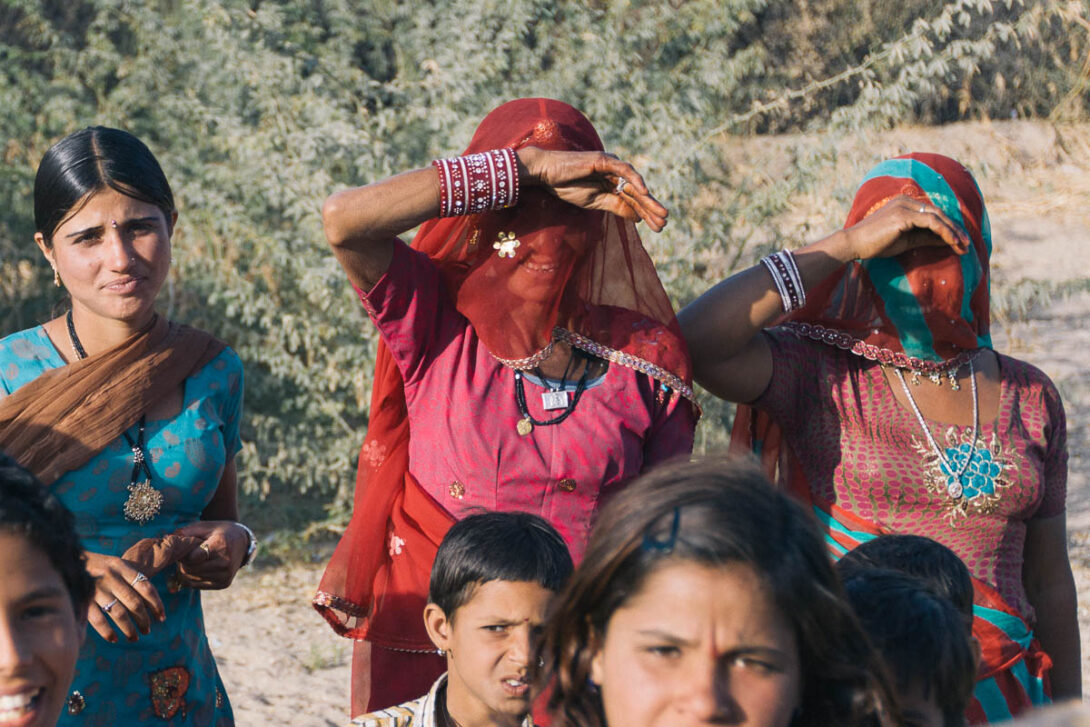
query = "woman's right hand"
xmin=839 ymin=195 xmax=970 ymax=261
xmin=516 ymin=147 xmax=669 ymax=232
xmin=85 ymin=551 xmax=166 ymax=643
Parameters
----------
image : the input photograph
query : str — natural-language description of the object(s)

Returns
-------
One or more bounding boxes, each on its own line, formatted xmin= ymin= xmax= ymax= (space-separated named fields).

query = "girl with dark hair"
xmin=679 ymin=154 xmax=1079 ymax=721
xmin=313 ymin=98 xmax=697 ymax=715
xmin=0 ymin=127 xmax=251 ymax=725
xmin=0 ymin=453 xmax=93 ymax=727
xmin=538 ymin=457 xmax=898 ymax=727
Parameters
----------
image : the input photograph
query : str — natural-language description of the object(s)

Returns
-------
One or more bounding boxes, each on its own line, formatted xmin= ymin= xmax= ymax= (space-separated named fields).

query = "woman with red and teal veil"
xmin=680 ymin=153 xmax=1079 ymax=722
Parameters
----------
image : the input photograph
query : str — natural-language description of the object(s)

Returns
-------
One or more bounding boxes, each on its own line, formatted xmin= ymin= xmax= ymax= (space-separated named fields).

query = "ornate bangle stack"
xmin=433 ymin=147 xmax=520 ymax=217
xmin=761 ymin=250 xmax=806 ymax=314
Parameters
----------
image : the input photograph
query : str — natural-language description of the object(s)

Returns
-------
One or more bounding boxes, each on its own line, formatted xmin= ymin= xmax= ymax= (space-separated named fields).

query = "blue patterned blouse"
xmin=0 ymin=325 xmax=243 ymax=726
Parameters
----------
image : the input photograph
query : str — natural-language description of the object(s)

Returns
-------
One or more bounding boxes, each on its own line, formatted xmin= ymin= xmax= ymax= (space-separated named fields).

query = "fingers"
xmin=596 ymin=155 xmax=669 ymax=232
xmin=86 ymin=599 xmax=120 ymax=643
xmin=913 ymin=200 xmax=970 ymax=253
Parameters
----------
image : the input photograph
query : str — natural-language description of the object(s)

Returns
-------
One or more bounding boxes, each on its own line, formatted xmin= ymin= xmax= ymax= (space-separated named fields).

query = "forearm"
xmin=323 ymin=167 xmax=441 ymax=251
xmin=1028 ymin=572 xmax=1082 ymax=699
xmin=679 ymin=233 xmax=855 ymax=365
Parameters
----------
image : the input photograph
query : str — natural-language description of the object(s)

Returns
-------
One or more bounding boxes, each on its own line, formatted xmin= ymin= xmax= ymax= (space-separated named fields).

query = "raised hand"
xmin=517 ymin=147 xmax=669 ymax=232
xmin=840 ymin=195 xmax=971 ymax=262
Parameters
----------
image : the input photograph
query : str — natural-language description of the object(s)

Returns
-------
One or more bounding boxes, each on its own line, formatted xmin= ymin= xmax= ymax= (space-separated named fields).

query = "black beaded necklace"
xmin=67 ymin=309 xmax=161 ymax=524
xmin=513 ymin=349 xmax=594 ymax=436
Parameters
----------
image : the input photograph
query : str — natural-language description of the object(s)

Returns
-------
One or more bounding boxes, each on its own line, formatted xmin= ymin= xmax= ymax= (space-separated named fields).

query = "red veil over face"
xmin=315 ymin=99 xmax=695 ymax=649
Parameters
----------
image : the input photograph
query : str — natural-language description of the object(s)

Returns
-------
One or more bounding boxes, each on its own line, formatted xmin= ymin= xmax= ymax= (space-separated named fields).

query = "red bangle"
xmin=433 ymin=147 xmax=520 ymax=217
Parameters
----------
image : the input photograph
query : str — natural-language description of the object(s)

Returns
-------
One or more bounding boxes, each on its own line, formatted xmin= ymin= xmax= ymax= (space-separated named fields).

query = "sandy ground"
xmin=203 ymin=120 xmax=1090 ymax=725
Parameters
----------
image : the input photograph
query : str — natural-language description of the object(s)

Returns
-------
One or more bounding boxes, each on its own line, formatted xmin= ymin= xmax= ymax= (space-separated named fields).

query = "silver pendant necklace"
xmin=894 ymin=360 xmax=978 ymax=500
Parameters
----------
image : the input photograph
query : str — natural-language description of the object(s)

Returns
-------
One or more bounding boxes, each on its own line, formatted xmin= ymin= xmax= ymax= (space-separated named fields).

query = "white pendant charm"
xmin=947 ymin=480 xmax=964 ymax=499
xmin=541 ymin=390 xmax=569 ymax=411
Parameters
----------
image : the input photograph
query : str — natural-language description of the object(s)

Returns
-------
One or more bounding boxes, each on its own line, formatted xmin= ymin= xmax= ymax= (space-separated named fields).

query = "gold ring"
xmin=200 ymin=542 xmax=212 ymax=555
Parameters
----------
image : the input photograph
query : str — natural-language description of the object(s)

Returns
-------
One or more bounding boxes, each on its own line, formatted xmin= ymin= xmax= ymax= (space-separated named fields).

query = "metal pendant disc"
xmin=516 ymin=418 xmax=533 ymax=436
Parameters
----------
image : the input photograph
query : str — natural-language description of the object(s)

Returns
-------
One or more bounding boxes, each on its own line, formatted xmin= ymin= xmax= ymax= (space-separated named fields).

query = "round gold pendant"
xmin=516 ymin=418 xmax=533 ymax=436
xmin=124 ymin=480 xmax=163 ymax=525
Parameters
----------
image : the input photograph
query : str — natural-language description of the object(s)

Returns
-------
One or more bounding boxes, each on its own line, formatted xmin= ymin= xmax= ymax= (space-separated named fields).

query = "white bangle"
xmin=760 ymin=250 xmax=806 ymax=313
xmin=234 ymin=522 xmax=258 ymax=567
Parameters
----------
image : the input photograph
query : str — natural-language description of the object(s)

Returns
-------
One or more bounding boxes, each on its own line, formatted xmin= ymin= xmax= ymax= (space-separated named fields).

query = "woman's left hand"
xmin=517 ymin=146 xmax=669 ymax=232
xmin=169 ymin=521 xmax=250 ymax=590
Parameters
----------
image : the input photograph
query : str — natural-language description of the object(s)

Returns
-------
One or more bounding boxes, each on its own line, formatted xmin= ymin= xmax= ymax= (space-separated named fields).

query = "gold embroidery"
xmin=913 ymin=429 xmax=1012 ymax=527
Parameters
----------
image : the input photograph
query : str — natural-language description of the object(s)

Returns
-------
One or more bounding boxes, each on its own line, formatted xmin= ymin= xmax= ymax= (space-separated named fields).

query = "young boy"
xmin=837 ymin=533 xmax=975 ymax=624
xmin=352 ymin=511 xmax=573 ymax=727
xmin=841 ymin=568 xmax=978 ymax=727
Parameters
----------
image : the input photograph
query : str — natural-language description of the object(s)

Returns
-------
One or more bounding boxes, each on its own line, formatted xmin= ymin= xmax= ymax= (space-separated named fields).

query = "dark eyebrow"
xmin=636 ymin=629 xmax=694 ymax=646
xmin=64 ymin=216 xmax=159 ymax=239
xmin=17 ymin=585 xmax=67 ymax=605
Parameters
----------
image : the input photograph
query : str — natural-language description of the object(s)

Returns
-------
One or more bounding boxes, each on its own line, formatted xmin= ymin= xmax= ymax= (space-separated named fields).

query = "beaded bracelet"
xmin=761 ymin=250 xmax=806 ymax=313
xmin=433 ymin=147 xmax=520 ymax=217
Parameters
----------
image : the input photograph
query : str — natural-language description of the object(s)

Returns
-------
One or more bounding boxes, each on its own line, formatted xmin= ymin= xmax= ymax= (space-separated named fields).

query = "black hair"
xmin=34 ymin=126 xmax=175 ymax=245
xmin=428 ymin=511 xmax=574 ymax=617
xmin=837 ymin=534 xmax=974 ymax=621
xmin=541 ymin=457 xmax=900 ymax=727
xmin=842 ymin=569 xmax=977 ymax=727
xmin=0 ymin=452 xmax=94 ymax=613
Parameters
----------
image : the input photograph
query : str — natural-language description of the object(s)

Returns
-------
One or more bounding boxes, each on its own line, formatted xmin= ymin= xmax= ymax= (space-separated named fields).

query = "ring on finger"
xmin=200 ymin=542 xmax=212 ymax=555
xmin=101 ymin=598 xmax=119 ymax=614
xmin=131 ymin=572 xmax=149 ymax=587
xmin=615 ymin=178 xmax=628 ymax=195
xmin=918 ymin=204 xmax=927 ymax=213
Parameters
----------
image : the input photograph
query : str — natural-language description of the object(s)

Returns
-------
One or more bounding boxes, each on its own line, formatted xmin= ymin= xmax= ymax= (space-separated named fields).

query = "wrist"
xmin=810 ymin=230 xmax=858 ymax=264
xmin=233 ymin=522 xmax=258 ymax=567
xmin=515 ymin=147 xmax=542 ymax=186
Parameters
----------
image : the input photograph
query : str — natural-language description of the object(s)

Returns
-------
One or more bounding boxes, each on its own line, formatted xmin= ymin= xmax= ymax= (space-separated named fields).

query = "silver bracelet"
xmin=760 ymin=250 xmax=806 ymax=313
xmin=234 ymin=521 xmax=258 ymax=567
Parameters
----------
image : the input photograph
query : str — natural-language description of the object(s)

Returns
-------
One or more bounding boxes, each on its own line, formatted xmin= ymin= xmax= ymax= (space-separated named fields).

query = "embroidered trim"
xmin=313 ymin=590 xmax=370 ymax=619
xmin=912 ymin=430 xmax=1012 ymax=527
xmin=782 ymin=321 xmax=984 ymax=374
xmin=491 ymin=327 xmax=696 ymax=403
xmin=491 ymin=338 xmax=557 ymax=370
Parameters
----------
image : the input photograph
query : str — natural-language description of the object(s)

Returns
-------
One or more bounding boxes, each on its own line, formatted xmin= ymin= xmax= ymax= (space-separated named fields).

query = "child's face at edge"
xmin=0 ymin=532 xmax=85 ymax=727
xmin=425 ymin=580 xmax=553 ymax=727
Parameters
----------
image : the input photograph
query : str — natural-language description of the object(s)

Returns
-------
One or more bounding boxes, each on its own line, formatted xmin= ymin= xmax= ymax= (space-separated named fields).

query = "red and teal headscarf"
xmin=784 ymin=152 xmax=992 ymax=371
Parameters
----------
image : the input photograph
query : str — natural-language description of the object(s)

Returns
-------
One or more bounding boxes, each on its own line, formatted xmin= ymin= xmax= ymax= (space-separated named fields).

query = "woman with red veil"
xmin=313 ymin=98 xmax=698 ymax=716
xmin=679 ymin=154 xmax=1080 ymax=722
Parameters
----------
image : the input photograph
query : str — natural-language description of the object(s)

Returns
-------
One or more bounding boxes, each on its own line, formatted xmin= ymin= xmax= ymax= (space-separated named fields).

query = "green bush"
xmin=1 ymin=0 xmax=1085 ymax=527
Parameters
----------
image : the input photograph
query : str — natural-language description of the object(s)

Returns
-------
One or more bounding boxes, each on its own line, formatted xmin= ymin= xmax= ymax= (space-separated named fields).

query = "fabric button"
xmin=558 ymin=478 xmax=577 ymax=493
xmin=449 ymin=481 xmax=466 ymax=499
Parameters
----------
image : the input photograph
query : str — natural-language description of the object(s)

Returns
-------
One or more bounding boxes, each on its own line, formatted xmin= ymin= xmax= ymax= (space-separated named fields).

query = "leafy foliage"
xmin=0 ymin=0 xmax=1085 ymax=525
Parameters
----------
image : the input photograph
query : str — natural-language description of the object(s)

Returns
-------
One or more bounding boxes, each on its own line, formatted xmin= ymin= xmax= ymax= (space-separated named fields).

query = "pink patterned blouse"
xmin=756 ymin=328 xmax=1067 ymax=621
xmin=357 ymin=243 xmax=696 ymax=561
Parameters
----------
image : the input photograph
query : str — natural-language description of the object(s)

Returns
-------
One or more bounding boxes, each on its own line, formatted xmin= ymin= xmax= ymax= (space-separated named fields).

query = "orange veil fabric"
xmin=315 ymin=98 xmax=695 ymax=649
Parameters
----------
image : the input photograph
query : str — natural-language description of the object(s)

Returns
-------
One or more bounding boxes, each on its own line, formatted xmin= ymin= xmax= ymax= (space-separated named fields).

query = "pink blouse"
xmin=757 ymin=328 xmax=1067 ymax=621
xmin=357 ymin=243 xmax=695 ymax=561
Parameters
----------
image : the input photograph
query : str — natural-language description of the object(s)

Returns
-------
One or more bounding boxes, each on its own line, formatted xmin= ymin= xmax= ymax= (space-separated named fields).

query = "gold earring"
xmin=52 ymin=266 xmax=60 ymax=287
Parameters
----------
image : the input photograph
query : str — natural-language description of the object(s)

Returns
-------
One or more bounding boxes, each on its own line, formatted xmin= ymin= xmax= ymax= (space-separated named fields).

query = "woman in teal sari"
xmin=0 ymin=127 xmax=253 ymax=725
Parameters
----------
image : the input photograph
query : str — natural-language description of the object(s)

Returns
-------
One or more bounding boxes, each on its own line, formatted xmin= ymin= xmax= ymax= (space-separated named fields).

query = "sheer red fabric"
xmin=315 ymin=99 xmax=695 ymax=654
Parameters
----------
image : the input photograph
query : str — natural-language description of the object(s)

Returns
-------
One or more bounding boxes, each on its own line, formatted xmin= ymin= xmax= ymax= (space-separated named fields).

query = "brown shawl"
xmin=0 ymin=316 xmax=225 ymax=485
